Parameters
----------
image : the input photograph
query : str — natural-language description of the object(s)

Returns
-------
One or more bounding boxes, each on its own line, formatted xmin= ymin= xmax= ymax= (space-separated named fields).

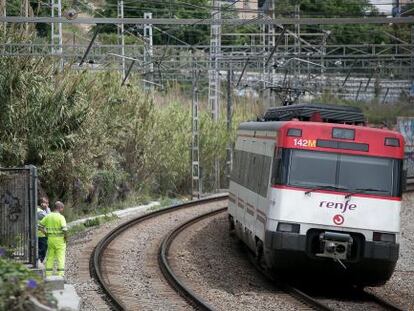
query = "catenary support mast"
xmin=191 ymin=58 xmax=201 ymax=199
xmin=117 ymin=0 xmax=125 ymax=78
xmin=209 ymin=0 xmax=222 ymax=191
xmin=51 ymin=0 xmax=63 ymax=69
xmin=144 ymin=12 xmax=154 ymax=89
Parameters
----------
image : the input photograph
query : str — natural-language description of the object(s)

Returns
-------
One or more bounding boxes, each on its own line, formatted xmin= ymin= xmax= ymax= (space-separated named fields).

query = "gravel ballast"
xmin=368 ymin=193 xmax=414 ymax=309
xmin=170 ymin=215 xmax=303 ymax=310
xmin=67 ymin=193 xmax=414 ymax=310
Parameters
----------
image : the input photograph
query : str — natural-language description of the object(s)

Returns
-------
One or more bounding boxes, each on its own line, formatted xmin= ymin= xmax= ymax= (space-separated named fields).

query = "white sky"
xmin=370 ymin=0 xmax=393 ymax=14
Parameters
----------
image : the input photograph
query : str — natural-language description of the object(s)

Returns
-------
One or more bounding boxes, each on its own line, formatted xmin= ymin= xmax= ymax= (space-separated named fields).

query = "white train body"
xmin=228 ymin=120 xmax=404 ymax=286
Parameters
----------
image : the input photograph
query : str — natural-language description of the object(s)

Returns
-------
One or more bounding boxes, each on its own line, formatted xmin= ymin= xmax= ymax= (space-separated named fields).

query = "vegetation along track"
xmin=90 ymin=194 xmax=227 ymax=310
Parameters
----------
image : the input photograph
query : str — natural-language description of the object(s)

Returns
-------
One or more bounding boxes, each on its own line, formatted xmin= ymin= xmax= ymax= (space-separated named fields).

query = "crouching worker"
xmin=39 ymin=201 xmax=68 ymax=277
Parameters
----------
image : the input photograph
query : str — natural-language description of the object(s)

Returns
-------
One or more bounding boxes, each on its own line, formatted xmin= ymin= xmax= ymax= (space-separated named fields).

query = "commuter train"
xmin=228 ymin=104 xmax=405 ymax=286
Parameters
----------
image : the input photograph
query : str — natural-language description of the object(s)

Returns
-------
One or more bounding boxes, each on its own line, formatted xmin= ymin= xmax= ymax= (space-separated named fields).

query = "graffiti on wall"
xmin=397 ymin=117 xmax=414 ymax=176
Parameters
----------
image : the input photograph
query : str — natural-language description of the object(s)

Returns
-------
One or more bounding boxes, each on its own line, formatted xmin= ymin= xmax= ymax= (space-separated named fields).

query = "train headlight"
xmin=373 ymin=232 xmax=396 ymax=243
xmin=277 ymin=222 xmax=300 ymax=233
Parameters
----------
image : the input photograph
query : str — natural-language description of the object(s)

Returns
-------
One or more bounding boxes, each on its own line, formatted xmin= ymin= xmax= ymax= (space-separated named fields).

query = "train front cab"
xmin=262 ymin=122 xmax=404 ymax=286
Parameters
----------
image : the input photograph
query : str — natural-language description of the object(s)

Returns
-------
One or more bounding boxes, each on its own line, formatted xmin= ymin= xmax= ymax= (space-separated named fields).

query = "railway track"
xmin=159 ymin=207 xmax=226 ymax=310
xmin=90 ymin=193 xmax=408 ymax=311
xmin=90 ymin=194 xmax=227 ymax=310
xmin=159 ymin=202 xmax=406 ymax=311
xmin=247 ymin=247 xmax=405 ymax=311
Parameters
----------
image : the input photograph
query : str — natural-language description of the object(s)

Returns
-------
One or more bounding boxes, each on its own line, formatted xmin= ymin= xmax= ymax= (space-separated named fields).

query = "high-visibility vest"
xmin=39 ymin=212 xmax=68 ymax=240
xmin=37 ymin=207 xmax=47 ymax=238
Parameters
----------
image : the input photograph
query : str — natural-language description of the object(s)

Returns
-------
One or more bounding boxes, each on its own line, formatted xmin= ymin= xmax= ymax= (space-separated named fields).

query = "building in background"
xmin=392 ymin=0 xmax=414 ymax=16
xmin=223 ymin=0 xmax=275 ymax=19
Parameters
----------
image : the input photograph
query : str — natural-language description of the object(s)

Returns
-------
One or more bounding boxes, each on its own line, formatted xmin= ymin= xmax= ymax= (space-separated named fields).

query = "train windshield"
xmin=284 ymin=149 xmax=402 ymax=197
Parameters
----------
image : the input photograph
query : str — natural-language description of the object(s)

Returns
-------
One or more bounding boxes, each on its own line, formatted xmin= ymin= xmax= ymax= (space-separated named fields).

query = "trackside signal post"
xmin=191 ymin=61 xmax=201 ymax=199
xmin=209 ymin=0 xmax=221 ymax=191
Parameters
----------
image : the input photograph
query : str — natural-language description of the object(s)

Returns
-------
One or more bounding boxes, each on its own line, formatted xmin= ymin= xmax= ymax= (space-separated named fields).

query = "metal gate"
xmin=0 ymin=166 xmax=37 ymax=267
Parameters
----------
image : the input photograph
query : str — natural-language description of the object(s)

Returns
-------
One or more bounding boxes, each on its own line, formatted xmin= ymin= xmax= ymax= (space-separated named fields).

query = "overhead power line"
xmin=1 ymin=16 xmax=414 ymax=25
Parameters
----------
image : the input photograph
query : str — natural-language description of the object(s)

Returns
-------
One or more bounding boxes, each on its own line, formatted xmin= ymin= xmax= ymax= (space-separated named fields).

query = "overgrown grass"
xmin=67 ymin=213 xmax=119 ymax=237
xmin=63 ymin=191 xmax=152 ymax=222
xmin=0 ymin=31 xmax=257 ymax=211
xmin=0 ymin=252 xmax=57 ymax=310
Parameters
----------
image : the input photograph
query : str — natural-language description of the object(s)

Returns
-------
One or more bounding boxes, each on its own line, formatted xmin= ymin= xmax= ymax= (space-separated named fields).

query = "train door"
xmin=254 ymin=141 xmax=272 ymax=242
xmin=266 ymin=145 xmax=284 ymax=234
xmin=234 ymin=139 xmax=248 ymax=237
xmin=244 ymin=140 xmax=260 ymax=249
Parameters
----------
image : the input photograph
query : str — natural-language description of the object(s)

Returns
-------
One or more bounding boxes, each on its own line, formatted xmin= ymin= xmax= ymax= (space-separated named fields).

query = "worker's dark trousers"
xmin=38 ymin=237 xmax=48 ymax=263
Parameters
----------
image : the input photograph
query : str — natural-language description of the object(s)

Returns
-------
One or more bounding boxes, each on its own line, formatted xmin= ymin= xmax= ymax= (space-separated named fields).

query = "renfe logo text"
xmin=319 ymin=200 xmax=357 ymax=214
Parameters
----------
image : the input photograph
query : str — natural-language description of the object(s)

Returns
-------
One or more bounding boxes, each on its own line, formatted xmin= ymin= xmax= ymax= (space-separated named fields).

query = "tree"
xmin=274 ymin=0 xmax=389 ymax=44
xmin=94 ymin=0 xmax=211 ymax=45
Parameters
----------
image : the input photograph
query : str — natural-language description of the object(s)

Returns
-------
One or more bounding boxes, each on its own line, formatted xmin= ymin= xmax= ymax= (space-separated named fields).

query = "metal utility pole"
xmin=209 ymin=0 xmax=221 ymax=191
xmin=0 ymin=0 xmax=6 ymax=34
xmin=144 ymin=12 xmax=154 ymax=89
xmin=262 ymin=0 xmax=276 ymax=108
xmin=22 ymin=0 xmax=29 ymax=33
xmin=51 ymin=0 xmax=63 ymax=69
xmin=410 ymin=26 xmax=414 ymax=103
xmin=294 ymin=4 xmax=301 ymax=92
xmin=226 ymin=69 xmax=233 ymax=187
xmin=117 ymin=0 xmax=125 ymax=78
xmin=191 ymin=60 xmax=201 ymax=199
xmin=411 ymin=26 xmax=414 ymax=91
xmin=209 ymin=0 xmax=221 ymax=120
xmin=321 ymin=30 xmax=330 ymax=76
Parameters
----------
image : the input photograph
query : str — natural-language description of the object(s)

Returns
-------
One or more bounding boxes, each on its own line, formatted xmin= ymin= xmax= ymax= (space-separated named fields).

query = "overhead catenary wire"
xmin=2 ymin=16 xmax=414 ymax=25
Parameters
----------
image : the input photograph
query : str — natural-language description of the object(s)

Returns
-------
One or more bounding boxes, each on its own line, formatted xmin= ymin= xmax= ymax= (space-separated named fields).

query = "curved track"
xmin=248 ymin=250 xmax=405 ymax=311
xmin=90 ymin=193 xmax=406 ymax=311
xmin=90 ymin=194 xmax=227 ymax=310
xmin=159 ymin=207 xmax=226 ymax=311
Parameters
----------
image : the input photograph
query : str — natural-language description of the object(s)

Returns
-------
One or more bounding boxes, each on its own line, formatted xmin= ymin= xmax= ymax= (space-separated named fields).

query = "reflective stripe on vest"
xmin=41 ymin=212 xmax=66 ymax=237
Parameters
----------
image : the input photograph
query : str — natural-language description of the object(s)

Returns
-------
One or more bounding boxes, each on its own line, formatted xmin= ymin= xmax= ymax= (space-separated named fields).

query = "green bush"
xmin=83 ymin=217 xmax=101 ymax=227
xmin=0 ymin=248 xmax=55 ymax=310
xmin=0 ymin=29 xmax=259 ymax=212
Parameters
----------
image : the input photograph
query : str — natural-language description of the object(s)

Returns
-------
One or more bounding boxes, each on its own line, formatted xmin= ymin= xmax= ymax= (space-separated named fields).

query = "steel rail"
xmin=247 ymin=253 xmax=334 ymax=311
xmin=90 ymin=193 xmax=228 ymax=311
xmin=159 ymin=207 xmax=227 ymax=311
xmin=360 ymin=290 xmax=405 ymax=311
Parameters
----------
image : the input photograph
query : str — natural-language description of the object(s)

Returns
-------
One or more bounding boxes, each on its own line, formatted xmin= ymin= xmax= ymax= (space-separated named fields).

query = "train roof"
xmin=238 ymin=121 xmax=285 ymax=132
xmin=238 ymin=120 xmax=402 ymax=137
xmin=263 ymin=104 xmax=365 ymax=124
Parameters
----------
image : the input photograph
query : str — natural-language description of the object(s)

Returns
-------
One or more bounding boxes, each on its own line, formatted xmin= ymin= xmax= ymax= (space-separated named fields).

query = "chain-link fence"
xmin=0 ymin=166 xmax=37 ymax=267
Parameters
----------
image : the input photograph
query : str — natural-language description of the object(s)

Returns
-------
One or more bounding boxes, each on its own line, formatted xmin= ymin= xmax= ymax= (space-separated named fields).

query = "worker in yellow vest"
xmin=39 ymin=201 xmax=68 ymax=277
xmin=37 ymin=197 xmax=50 ymax=263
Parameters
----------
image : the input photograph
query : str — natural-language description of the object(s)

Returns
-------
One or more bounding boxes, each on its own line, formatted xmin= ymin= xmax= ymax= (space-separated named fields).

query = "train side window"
xmin=260 ymin=156 xmax=271 ymax=196
xmin=271 ymin=148 xmax=290 ymax=185
xmin=255 ymin=155 xmax=264 ymax=193
xmin=247 ymin=154 xmax=257 ymax=191
xmin=271 ymin=148 xmax=281 ymax=185
xmin=242 ymin=152 xmax=250 ymax=187
xmin=237 ymin=151 xmax=245 ymax=184
xmin=231 ymin=150 xmax=239 ymax=182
